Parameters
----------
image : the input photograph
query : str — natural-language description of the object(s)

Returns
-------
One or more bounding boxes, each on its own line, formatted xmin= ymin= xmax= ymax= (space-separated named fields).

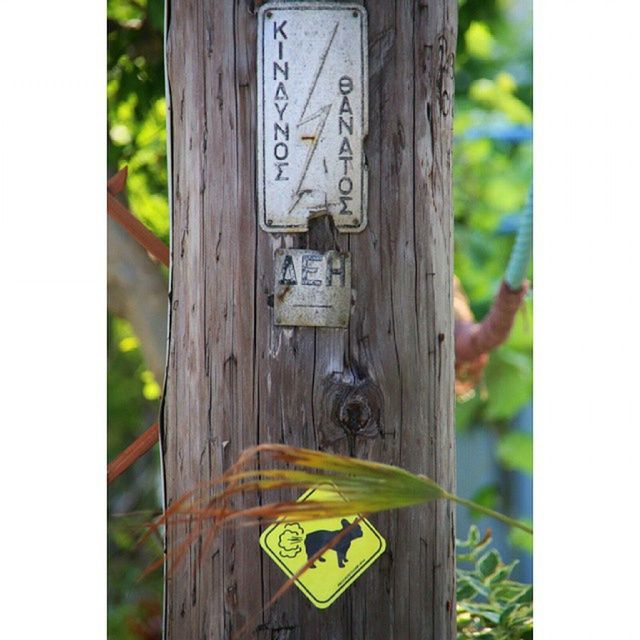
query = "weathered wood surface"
xmin=161 ymin=1 xmax=457 ymax=638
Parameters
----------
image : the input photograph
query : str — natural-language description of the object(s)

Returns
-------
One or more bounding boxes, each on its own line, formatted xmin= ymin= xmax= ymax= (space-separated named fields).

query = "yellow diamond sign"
xmin=259 ymin=485 xmax=387 ymax=609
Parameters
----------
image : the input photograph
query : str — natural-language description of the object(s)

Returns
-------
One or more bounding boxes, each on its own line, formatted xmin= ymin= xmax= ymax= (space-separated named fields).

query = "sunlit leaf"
xmin=109 ymin=123 xmax=133 ymax=146
xmin=118 ymin=335 xmax=139 ymax=353
xmin=477 ymin=549 xmax=500 ymax=578
xmin=469 ymin=75 xmax=532 ymax=124
xmin=465 ymin=21 xmax=496 ymax=60
xmin=140 ymin=370 xmax=161 ymax=400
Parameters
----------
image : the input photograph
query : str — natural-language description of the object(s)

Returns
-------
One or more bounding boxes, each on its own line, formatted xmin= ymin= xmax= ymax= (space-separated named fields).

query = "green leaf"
xmin=460 ymin=603 xmax=501 ymax=625
xmin=470 ymin=484 xmax=499 ymax=512
xmin=511 ymin=585 xmax=533 ymax=605
xmin=509 ymin=519 xmax=534 ymax=553
xmin=457 ymin=524 xmax=482 ymax=550
xmin=487 ymin=561 xmax=517 ymax=586
xmin=477 ymin=549 xmax=500 ymax=579
xmin=469 ymin=524 xmax=481 ymax=546
xmin=498 ymin=603 xmax=518 ymax=625
xmin=503 ymin=297 xmax=533 ymax=352
xmin=456 ymin=392 xmax=482 ymax=431
xmin=465 ymin=21 xmax=496 ymax=60
xmin=457 ymin=576 xmax=481 ymax=600
xmin=483 ymin=347 xmax=533 ymax=421
xmin=462 ymin=574 xmax=490 ymax=599
xmin=492 ymin=581 xmax=530 ymax=603
xmin=497 ymin=431 xmax=533 ymax=474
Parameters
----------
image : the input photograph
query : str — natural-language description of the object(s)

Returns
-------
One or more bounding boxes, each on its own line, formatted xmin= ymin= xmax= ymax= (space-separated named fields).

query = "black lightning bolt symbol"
xmin=290 ymin=21 xmax=340 ymax=211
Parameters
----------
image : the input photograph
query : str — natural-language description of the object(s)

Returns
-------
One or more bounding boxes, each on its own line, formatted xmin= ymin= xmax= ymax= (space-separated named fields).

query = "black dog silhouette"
xmin=304 ymin=519 xmax=363 ymax=568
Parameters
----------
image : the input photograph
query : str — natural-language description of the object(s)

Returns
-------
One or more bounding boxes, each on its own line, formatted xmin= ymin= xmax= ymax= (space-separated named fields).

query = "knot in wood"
xmin=325 ymin=376 xmax=383 ymax=441
xmin=337 ymin=389 xmax=373 ymax=435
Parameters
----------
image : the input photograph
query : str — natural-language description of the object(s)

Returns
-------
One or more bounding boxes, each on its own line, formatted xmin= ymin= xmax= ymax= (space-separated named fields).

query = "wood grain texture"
xmin=162 ymin=1 xmax=457 ymax=638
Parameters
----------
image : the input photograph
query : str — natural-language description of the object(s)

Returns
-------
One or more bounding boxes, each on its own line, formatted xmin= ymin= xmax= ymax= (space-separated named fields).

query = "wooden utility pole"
xmin=161 ymin=1 xmax=457 ymax=638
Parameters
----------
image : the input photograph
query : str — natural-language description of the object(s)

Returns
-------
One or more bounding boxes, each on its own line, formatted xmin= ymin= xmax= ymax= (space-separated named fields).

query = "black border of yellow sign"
xmin=259 ymin=486 xmax=387 ymax=608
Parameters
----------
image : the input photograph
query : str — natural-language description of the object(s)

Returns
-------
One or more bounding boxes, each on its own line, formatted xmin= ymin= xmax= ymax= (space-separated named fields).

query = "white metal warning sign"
xmin=257 ymin=2 xmax=368 ymax=233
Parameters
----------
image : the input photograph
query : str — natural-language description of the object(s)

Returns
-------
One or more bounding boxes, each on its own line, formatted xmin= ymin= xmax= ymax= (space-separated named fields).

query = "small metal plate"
xmin=274 ymin=249 xmax=351 ymax=327
xmin=257 ymin=2 xmax=368 ymax=233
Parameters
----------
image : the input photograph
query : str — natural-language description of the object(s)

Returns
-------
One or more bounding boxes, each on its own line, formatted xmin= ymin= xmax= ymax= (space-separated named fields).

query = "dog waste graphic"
xmin=259 ymin=485 xmax=387 ymax=609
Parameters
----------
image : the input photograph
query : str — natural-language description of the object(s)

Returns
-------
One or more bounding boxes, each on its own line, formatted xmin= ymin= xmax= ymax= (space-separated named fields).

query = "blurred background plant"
xmin=107 ymin=0 xmax=532 ymax=637
xmin=107 ymin=1 xmax=166 ymax=637
xmin=454 ymin=0 xmax=532 ymax=585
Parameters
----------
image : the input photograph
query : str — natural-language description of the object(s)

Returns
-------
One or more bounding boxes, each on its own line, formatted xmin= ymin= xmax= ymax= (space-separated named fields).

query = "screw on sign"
xmin=259 ymin=485 xmax=386 ymax=609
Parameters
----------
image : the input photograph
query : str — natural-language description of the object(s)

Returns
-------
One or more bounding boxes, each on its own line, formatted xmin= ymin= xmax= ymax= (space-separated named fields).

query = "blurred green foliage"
xmin=108 ymin=3 xmax=167 ymax=636
xmin=107 ymin=0 xmax=532 ymax=636
xmin=107 ymin=316 xmax=163 ymax=640
xmin=454 ymin=0 xmax=533 ymax=562
xmin=108 ymin=0 xmax=168 ymax=242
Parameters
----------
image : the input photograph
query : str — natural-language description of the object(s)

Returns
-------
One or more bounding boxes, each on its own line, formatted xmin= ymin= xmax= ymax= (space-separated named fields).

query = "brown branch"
xmin=108 ymin=218 xmax=168 ymax=382
xmin=108 ymin=423 xmax=160 ymax=484
xmin=107 ymin=168 xmax=170 ymax=267
xmin=107 ymin=167 xmax=167 ymax=481
xmin=455 ymin=280 xmax=528 ymax=363
xmin=107 ymin=166 xmax=129 ymax=194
